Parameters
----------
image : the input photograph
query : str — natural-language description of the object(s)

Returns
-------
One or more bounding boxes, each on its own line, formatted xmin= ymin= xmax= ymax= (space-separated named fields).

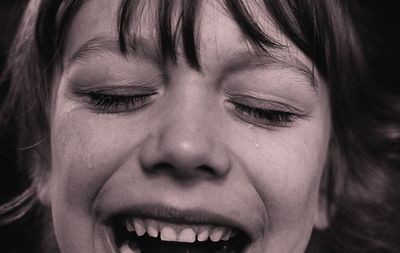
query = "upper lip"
xmin=105 ymin=203 xmax=255 ymax=240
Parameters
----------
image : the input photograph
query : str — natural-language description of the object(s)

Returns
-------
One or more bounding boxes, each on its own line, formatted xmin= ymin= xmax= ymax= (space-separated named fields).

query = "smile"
xmin=107 ymin=206 xmax=251 ymax=253
xmin=124 ymin=217 xmax=235 ymax=242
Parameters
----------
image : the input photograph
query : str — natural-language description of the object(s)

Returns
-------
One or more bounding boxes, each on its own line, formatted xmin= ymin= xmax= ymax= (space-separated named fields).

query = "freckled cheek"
xmin=50 ymin=111 xmax=136 ymax=208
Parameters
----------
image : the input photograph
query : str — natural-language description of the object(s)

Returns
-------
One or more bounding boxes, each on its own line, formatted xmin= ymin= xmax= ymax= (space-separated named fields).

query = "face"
xmin=43 ymin=1 xmax=331 ymax=252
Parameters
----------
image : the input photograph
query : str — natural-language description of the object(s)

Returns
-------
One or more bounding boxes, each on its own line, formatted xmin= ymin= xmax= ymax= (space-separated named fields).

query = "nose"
xmin=138 ymin=99 xmax=231 ymax=181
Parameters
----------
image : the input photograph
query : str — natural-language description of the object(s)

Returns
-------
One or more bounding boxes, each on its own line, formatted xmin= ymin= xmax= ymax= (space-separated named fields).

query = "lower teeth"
xmin=120 ymin=242 xmax=141 ymax=253
xmin=119 ymin=235 xmax=238 ymax=253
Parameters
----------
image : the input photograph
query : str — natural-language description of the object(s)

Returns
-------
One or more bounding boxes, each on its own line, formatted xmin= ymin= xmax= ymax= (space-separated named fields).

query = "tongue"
xmin=133 ymin=235 xmax=236 ymax=253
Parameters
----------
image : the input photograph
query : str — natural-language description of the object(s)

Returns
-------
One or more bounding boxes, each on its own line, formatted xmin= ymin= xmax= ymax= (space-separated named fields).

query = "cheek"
xmin=235 ymin=123 xmax=330 ymax=252
xmin=50 ymin=107 xmax=139 ymax=210
xmin=232 ymin=118 xmax=330 ymax=229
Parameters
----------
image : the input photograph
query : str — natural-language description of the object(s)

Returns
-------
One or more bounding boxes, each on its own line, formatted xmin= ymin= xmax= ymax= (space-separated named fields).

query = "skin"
xmin=40 ymin=0 xmax=331 ymax=252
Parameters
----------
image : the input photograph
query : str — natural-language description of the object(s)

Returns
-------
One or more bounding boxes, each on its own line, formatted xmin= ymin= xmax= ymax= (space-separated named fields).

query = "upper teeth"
xmin=124 ymin=218 xmax=234 ymax=243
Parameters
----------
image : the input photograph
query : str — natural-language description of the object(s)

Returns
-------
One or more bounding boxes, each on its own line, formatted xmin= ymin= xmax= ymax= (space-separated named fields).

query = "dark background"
xmin=0 ymin=1 xmax=399 ymax=252
xmin=0 ymin=1 xmax=27 ymax=73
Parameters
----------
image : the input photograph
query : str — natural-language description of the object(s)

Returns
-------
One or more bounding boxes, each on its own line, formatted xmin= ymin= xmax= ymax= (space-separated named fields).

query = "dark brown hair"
xmin=1 ymin=0 xmax=399 ymax=252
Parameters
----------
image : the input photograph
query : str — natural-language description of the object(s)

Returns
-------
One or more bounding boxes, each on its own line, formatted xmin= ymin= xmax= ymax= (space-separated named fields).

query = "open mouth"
xmin=109 ymin=215 xmax=251 ymax=253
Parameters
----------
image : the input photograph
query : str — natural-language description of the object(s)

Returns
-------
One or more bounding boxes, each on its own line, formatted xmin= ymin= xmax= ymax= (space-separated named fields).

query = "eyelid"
xmin=67 ymin=78 xmax=161 ymax=114
xmin=84 ymin=92 xmax=157 ymax=114
xmin=226 ymin=100 xmax=300 ymax=129
xmin=226 ymin=94 xmax=305 ymax=115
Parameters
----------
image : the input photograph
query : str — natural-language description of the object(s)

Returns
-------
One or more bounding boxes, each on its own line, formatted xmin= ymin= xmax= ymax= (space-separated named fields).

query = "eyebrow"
xmin=68 ymin=36 xmax=317 ymax=92
xmin=67 ymin=35 xmax=160 ymax=67
xmin=222 ymin=50 xmax=318 ymax=92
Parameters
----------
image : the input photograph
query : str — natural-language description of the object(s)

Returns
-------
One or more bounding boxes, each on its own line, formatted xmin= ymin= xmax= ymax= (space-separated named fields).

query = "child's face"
xmin=44 ymin=1 xmax=331 ymax=252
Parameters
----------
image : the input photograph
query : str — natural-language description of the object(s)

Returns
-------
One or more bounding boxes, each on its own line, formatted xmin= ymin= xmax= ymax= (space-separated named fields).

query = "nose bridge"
xmin=139 ymin=75 xmax=231 ymax=180
xmin=162 ymin=89 xmax=210 ymax=159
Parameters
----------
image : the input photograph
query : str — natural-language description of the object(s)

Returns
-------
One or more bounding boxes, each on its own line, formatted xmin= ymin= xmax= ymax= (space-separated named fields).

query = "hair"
xmin=1 ymin=0 xmax=399 ymax=252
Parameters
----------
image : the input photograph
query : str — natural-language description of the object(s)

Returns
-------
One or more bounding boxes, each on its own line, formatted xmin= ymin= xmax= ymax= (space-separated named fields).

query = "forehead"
xmin=63 ymin=0 xmax=315 ymax=82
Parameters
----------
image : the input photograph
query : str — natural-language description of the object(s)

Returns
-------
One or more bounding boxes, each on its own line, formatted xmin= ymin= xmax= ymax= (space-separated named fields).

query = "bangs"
xmin=36 ymin=0 xmax=289 ymax=71
xmin=117 ymin=0 xmax=282 ymax=70
xmin=34 ymin=0 xmax=353 ymax=79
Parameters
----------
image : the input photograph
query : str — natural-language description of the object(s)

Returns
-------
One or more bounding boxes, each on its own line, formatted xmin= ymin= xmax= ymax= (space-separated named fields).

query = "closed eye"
xmin=229 ymin=102 xmax=298 ymax=128
xmin=85 ymin=92 xmax=156 ymax=113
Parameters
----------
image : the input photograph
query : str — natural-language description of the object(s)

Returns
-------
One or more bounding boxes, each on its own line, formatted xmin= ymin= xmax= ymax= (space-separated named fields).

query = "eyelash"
xmin=84 ymin=92 xmax=298 ymax=127
xmin=87 ymin=92 xmax=155 ymax=113
xmin=230 ymin=102 xmax=297 ymax=127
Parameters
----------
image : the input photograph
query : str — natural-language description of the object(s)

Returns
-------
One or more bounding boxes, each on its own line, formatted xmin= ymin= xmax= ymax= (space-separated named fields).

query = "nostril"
xmin=145 ymin=162 xmax=175 ymax=175
xmin=144 ymin=162 xmax=222 ymax=180
xmin=196 ymin=165 xmax=221 ymax=177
